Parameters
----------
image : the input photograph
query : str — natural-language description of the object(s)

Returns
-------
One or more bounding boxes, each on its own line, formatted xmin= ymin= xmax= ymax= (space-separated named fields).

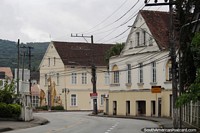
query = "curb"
xmin=89 ymin=114 xmax=165 ymax=128
xmin=0 ymin=128 xmax=13 ymax=132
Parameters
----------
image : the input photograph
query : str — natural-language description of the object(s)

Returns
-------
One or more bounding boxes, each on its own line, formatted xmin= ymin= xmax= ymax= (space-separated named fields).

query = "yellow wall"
xmin=40 ymin=42 xmax=109 ymax=111
xmin=106 ymin=89 xmax=172 ymax=117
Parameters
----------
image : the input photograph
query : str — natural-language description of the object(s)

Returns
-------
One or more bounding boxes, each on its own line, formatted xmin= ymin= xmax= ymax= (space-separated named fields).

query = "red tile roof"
xmin=53 ymin=41 xmax=114 ymax=66
xmin=140 ymin=10 xmax=170 ymax=50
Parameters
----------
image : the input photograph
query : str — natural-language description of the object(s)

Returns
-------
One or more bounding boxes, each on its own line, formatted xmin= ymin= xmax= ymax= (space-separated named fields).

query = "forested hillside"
xmin=0 ymin=39 xmax=49 ymax=71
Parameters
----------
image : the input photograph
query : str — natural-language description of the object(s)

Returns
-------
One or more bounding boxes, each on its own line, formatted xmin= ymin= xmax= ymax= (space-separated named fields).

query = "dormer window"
xmin=136 ymin=32 xmax=140 ymax=46
xmin=149 ymin=37 xmax=153 ymax=46
xmin=142 ymin=30 xmax=146 ymax=46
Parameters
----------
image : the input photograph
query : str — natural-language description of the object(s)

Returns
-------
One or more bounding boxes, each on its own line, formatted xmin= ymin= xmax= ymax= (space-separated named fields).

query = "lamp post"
xmin=62 ymin=88 xmax=69 ymax=110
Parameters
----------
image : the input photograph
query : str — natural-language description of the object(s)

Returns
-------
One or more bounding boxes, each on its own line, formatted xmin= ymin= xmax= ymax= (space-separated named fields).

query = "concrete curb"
xmin=0 ymin=128 xmax=13 ymax=132
xmin=89 ymin=114 xmax=166 ymax=128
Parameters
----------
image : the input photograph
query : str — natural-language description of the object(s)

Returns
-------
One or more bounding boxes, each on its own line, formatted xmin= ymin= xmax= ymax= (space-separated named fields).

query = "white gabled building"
xmin=105 ymin=10 xmax=174 ymax=117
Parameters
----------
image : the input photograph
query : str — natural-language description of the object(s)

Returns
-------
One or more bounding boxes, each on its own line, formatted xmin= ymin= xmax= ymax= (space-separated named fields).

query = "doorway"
xmin=137 ymin=101 xmax=146 ymax=116
xmin=113 ymin=101 xmax=117 ymax=115
xmin=151 ymin=101 xmax=156 ymax=116
xmin=126 ymin=101 xmax=130 ymax=116
xmin=170 ymin=94 xmax=172 ymax=117
xmin=106 ymin=99 xmax=109 ymax=115
xmin=158 ymin=98 xmax=162 ymax=117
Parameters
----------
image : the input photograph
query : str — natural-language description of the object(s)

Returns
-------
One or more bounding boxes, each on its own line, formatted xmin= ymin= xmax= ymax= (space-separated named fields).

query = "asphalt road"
xmin=6 ymin=112 xmax=158 ymax=133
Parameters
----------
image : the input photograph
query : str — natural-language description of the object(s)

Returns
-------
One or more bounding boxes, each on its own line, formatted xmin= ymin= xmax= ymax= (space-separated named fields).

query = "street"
xmin=6 ymin=112 xmax=158 ymax=133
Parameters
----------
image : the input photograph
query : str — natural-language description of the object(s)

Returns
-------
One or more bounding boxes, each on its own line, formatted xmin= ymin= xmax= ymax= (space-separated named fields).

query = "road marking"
xmin=104 ymin=122 xmax=119 ymax=133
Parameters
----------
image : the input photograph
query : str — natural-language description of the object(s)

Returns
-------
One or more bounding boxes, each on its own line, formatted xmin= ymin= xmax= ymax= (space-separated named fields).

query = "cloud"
xmin=0 ymin=0 xmax=168 ymax=43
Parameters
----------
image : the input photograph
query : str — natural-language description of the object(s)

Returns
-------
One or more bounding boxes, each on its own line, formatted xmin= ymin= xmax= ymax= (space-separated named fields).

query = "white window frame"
xmin=139 ymin=63 xmax=143 ymax=83
xmin=54 ymin=57 xmax=56 ymax=66
xmin=168 ymin=67 xmax=172 ymax=81
xmin=104 ymin=72 xmax=110 ymax=85
xmin=45 ymin=74 xmax=48 ymax=86
xmin=136 ymin=32 xmax=140 ymax=46
xmin=113 ymin=71 xmax=119 ymax=84
xmin=127 ymin=64 xmax=131 ymax=84
xmin=32 ymin=95 xmax=39 ymax=107
xmin=100 ymin=95 xmax=104 ymax=106
xmin=152 ymin=62 xmax=157 ymax=83
xmin=71 ymin=73 xmax=77 ymax=84
xmin=149 ymin=37 xmax=153 ymax=46
xmin=48 ymin=58 xmax=50 ymax=67
xmin=81 ymin=72 xmax=87 ymax=84
xmin=142 ymin=30 xmax=146 ymax=46
xmin=57 ymin=73 xmax=59 ymax=85
xmin=71 ymin=94 xmax=77 ymax=106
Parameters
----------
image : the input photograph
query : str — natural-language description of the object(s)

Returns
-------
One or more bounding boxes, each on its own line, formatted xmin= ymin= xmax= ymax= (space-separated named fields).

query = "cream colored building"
xmin=39 ymin=41 xmax=113 ymax=111
xmin=105 ymin=10 xmax=174 ymax=117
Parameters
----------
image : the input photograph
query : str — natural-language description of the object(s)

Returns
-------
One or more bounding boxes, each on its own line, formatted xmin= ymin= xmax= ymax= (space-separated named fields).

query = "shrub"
xmin=51 ymin=105 xmax=64 ymax=110
xmin=0 ymin=103 xmax=21 ymax=118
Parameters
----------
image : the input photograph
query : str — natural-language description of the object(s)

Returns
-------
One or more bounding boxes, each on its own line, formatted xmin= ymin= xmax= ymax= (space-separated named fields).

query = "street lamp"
xmin=62 ymin=88 xmax=69 ymax=110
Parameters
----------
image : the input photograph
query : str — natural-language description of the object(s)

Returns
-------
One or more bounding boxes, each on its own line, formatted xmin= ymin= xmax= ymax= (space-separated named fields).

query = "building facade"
xmin=39 ymin=41 xmax=113 ymax=111
xmin=105 ymin=10 xmax=174 ymax=117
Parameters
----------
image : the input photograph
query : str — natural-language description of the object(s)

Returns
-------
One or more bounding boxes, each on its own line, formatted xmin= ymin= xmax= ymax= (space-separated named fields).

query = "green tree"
xmin=176 ymin=32 xmax=200 ymax=106
xmin=0 ymin=79 xmax=17 ymax=104
xmin=105 ymin=42 xmax=125 ymax=63
xmin=175 ymin=0 xmax=200 ymax=106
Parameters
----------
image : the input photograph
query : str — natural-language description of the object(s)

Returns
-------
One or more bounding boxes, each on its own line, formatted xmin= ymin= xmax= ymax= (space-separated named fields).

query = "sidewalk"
xmin=0 ymin=116 xmax=49 ymax=132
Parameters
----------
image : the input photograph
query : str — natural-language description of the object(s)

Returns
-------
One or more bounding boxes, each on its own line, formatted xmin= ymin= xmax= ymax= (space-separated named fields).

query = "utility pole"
xmin=20 ymin=46 xmax=27 ymax=81
xmin=17 ymin=39 xmax=20 ymax=94
xmin=28 ymin=46 xmax=33 ymax=106
xmin=71 ymin=34 xmax=98 ymax=115
xmin=144 ymin=0 xmax=178 ymax=128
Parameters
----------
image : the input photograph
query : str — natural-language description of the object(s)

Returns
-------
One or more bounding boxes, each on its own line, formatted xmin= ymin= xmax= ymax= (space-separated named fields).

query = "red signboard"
xmin=90 ymin=93 xmax=98 ymax=97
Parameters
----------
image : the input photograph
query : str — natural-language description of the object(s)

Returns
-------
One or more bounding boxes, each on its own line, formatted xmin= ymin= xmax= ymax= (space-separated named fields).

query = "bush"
xmin=36 ymin=105 xmax=48 ymax=110
xmin=51 ymin=105 xmax=64 ymax=110
xmin=0 ymin=103 xmax=21 ymax=118
xmin=36 ymin=105 xmax=64 ymax=110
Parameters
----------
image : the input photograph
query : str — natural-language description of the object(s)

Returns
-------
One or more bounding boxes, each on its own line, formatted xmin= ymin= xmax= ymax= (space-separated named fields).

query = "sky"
xmin=0 ymin=0 xmax=168 ymax=44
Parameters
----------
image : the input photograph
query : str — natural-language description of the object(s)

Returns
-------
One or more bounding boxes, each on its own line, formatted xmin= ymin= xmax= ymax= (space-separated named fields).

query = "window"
xmin=48 ymin=58 xmax=50 ymax=67
xmin=149 ymin=37 xmax=153 ymax=46
xmin=82 ymin=72 xmax=87 ymax=84
xmin=71 ymin=73 xmax=77 ymax=84
xmin=54 ymin=57 xmax=56 ymax=66
xmin=32 ymin=95 xmax=39 ymax=107
xmin=127 ymin=64 xmax=131 ymax=83
xmin=100 ymin=95 xmax=104 ymax=106
xmin=104 ymin=72 xmax=109 ymax=85
xmin=142 ymin=30 xmax=146 ymax=46
xmin=166 ymin=60 xmax=172 ymax=81
xmin=139 ymin=63 xmax=143 ymax=83
xmin=57 ymin=73 xmax=59 ymax=85
xmin=114 ymin=71 xmax=119 ymax=84
xmin=136 ymin=32 xmax=140 ymax=46
xmin=152 ymin=62 xmax=157 ymax=83
xmin=45 ymin=74 xmax=48 ymax=86
xmin=71 ymin=94 xmax=77 ymax=106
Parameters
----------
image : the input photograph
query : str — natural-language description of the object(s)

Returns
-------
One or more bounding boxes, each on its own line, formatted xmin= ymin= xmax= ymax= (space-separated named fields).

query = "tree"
xmin=0 ymin=79 xmax=17 ymax=104
xmin=176 ymin=32 xmax=200 ymax=107
xmin=105 ymin=42 xmax=125 ymax=63
xmin=175 ymin=0 xmax=200 ymax=106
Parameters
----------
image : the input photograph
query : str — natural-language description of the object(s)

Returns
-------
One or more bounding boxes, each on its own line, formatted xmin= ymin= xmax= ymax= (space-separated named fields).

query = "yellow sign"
xmin=151 ymin=86 xmax=161 ymax=93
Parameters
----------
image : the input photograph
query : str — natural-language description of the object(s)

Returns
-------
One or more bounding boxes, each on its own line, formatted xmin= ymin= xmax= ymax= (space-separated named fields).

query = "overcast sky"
xmin=0 ymin=0 xmax=168 ymax=44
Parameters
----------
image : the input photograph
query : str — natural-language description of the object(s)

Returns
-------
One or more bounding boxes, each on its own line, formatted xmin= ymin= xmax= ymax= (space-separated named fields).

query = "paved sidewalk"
xmin=0 ymin=116 xmax=49 ymax=132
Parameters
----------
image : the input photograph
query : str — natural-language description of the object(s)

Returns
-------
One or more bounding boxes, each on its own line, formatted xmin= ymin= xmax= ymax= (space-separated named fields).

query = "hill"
xmin=0 ymin=39 xmax=49 ymax=71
